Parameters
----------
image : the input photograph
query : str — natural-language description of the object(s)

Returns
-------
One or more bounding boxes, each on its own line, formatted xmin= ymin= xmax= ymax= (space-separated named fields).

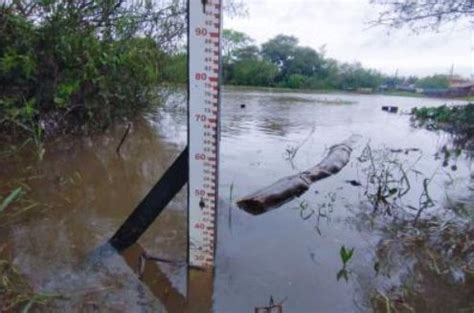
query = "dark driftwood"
xmin=237 ymin=135 xmax=360 ymax=215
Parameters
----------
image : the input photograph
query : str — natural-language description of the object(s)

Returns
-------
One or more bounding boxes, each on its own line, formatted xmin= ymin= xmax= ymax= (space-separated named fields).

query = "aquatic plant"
xmin=412 ymin=104 xmax=474 ymax=126
xmin=298 ymin=201 xmax=314 ymax=220
xmin=0 ymin=255 xmax=57 ymax=312
xmin=411 ymin=103 xmax=474 ymax=153
xmin=370 ymin=216 xmax=473 ymax=312
xmin=0 ymin=186 xmax=46 ymax=228
xmin=283 ymin=125 xmax=315 ymax=169
xmin=0 ymin=187 xmax=23 ymax=213
xmin=358 ymin=144 xmax=413 ymax=216
xmin=337 ymin=245 xmax=355 ymax=282
xmin=340 ymin=245 xmax=355 ymax=266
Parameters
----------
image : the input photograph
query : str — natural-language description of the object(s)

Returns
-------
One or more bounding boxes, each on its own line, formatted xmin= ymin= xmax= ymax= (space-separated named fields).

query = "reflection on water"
xmin=0 ymin=88 xmax=472 ymax=312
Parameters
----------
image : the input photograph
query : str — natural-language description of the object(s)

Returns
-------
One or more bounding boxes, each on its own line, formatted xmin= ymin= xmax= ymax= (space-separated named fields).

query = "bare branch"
xmin=370 ymin=0 xmax=474 ymax=31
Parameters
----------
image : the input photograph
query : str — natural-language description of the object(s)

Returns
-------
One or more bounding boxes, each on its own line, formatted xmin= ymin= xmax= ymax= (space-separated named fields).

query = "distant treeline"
xmin=221 ymin=30 xmax=452 ymax=90
xmin=166 ymin=29 xmax=451 ymax=91
xmin=222 ymin=30 xmax=384 ymax=90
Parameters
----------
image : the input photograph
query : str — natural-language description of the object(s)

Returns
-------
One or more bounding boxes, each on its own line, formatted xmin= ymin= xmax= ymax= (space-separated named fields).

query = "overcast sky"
xmin=225 ymin=0 xmax=473 ymax=78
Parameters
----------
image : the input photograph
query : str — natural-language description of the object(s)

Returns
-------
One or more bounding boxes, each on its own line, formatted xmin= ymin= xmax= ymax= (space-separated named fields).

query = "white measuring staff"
xmin=188 ymin=0 xmax=222 ymax=269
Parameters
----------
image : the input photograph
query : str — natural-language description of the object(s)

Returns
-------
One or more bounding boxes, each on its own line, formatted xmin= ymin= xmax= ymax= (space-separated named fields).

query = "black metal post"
xmin=109 ymin=147 xmax=189 ymax=251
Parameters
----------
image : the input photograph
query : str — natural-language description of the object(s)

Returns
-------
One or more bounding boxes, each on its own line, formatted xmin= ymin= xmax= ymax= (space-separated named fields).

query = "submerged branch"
xmin=116 ymin=123 xmax=131 ymax=156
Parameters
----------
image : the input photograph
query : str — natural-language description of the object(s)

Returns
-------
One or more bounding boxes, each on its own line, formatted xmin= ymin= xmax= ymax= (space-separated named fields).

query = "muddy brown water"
xmin=0 ymin=88 xmax=472 ymax=312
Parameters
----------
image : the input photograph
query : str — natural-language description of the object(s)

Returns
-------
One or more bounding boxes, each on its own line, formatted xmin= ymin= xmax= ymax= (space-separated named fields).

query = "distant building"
xmin=423 ymin=83 xmax=474 ymax=98
xmin=453 ymin=82 xmax=474 ymax=96
xmin=421 ymin=75 xmax=474 ymax=98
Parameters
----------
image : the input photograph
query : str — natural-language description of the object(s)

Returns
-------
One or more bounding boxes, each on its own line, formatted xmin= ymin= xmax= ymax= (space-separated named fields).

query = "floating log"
xmin=237 ymin=135 xmax=360 ymax=215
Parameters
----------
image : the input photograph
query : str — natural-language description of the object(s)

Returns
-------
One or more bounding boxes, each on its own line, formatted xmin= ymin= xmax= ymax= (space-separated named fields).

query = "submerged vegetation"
xmin=370 ymin=216 xmax=474 ymax=313
xmin=412 ymin=103 xmax=474 ymax=153
xmin=293 ymin=137 xmax=473 ymax=310
xmin=356 ymin=144 xmax=433 ymax=223
xmin=337 ymin=245 xmax=355 ymax=282
xmin=356 ymin=144 xmax=473 ymax=312
xmin=412 ymin=103 xmax=474 ymax=133
xmin=0 ymin=187 xmax=23 ymax=213
xmin=0 ymin=255 xmax=57 ymax=312
xmin=1 ymin=191 xmax=33 ymax=224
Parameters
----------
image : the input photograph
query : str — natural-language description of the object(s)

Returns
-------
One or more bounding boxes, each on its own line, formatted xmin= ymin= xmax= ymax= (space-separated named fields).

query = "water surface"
xmin=0 ymin=88 xmax=472 ymax=312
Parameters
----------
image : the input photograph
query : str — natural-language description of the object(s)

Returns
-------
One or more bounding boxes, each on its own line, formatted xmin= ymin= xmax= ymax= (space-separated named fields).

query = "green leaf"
xmin=340 ymin=245 xmax=347 ymax=262
xmin=340 ymin=245 xmax=355 ymax=265
xmin=347 ymin=247 xmax=354 ymax=260
xmin=0 ymin=187 xmax=23 ymax=212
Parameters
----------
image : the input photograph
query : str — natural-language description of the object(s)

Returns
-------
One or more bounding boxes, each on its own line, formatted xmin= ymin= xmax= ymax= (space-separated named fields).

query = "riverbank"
xmin=223 ymin=84 xmax=469 ymax=101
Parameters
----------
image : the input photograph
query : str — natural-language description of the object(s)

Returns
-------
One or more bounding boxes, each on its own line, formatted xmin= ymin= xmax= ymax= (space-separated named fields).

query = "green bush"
xmin=231 ymin=59 xmax=278 ymax=86
xmin=0 ymin=2 xmax=165 ymax=138
xmin=286 ymin=74 xmax=306 ymax=89
xmin=160 ymin=53 xmax=187 ymax=84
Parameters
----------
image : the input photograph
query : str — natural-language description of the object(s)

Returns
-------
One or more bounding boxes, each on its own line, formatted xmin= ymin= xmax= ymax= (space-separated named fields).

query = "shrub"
xmin=0 ymin=1 xmax=172 ymax=138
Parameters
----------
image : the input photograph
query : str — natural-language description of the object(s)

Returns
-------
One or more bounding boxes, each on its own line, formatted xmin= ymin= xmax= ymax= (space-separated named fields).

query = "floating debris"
xmin=345 ymin=180 xmax=362 ymax=187
xmin=382 ymin=106 xmax=399 ymax=113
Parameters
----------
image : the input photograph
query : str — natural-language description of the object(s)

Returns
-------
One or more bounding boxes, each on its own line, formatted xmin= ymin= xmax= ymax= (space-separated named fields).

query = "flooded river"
xmin=0 ymin=88 xmax=472 ymax=312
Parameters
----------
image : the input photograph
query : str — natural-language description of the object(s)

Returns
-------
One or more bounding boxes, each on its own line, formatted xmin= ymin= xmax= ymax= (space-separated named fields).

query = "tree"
xmin=222 ymin=29 xmax=254 ymax=63
xmin=370 ymin=0 xmax=474 ymax=31
xmin=232 ymin=59 xmax=278 ymax=86
xmin=286 ymin=47 xmax=323 ymax=78
xmin=337 ymin=62 xmax=383 ymax=89
xmin=261 ymin=36 xmax=327 ymax=85
xmin=319 ymin=58 xmax=341 ymax=89
xmin=286 ymin=74 xmax=306 ymax=89
xmin=231 ymin=32 xmax=388 ymax=90
xmin=160 ymin=53 xmax=187 ymax=84
xmin=261 ymin=35 xmax=298 ymax=80
xmin=221 ymin=29 xmax=256 ymax=84
xmin=233 ymin=45 xmax=260 ymax=61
